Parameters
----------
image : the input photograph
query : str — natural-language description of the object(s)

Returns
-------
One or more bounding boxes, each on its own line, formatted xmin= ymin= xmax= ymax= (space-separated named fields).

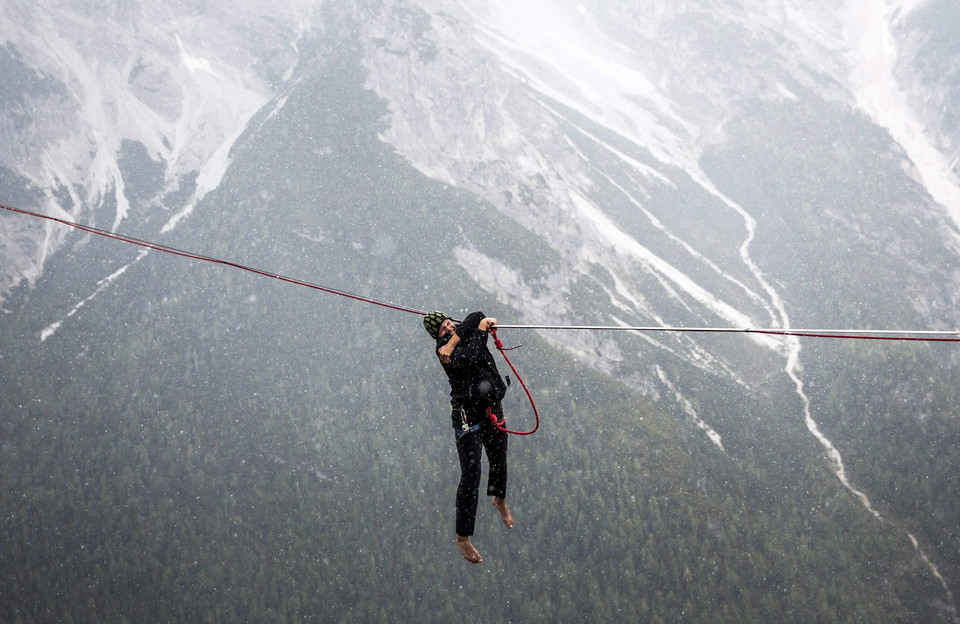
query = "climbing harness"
xmin=455 ymin=410 xmax=484 ymax=441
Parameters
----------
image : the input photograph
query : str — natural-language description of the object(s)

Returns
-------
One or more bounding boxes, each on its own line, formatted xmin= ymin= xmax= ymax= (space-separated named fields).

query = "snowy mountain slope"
xmin=0 ymin=0 xmax=315 ymax=301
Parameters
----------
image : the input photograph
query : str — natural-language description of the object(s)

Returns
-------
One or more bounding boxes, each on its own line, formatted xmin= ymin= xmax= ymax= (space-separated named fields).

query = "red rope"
xmin=1 ymin=203 xmax=427 ymax=317
xmin=749 ymin=329 xmax=960 ymax=342
xmin=487 ymin=327 xmax=540 ymax=435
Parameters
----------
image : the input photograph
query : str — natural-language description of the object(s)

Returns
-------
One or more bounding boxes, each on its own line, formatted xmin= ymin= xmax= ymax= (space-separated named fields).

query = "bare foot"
xmin=456 ymin=535 xmax=483 ymax=564
xmin=492 ymin=496 xmax=514 ymax=529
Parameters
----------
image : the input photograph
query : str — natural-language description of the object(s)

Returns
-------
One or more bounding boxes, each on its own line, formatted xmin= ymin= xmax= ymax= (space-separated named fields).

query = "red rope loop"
xmin=488 ymin=327 xmax=539 ymax=435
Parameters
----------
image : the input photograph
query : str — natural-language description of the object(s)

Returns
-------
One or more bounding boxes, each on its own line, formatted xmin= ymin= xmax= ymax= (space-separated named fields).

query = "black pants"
xmin=453 ymin=406 xmax=508 ymax=537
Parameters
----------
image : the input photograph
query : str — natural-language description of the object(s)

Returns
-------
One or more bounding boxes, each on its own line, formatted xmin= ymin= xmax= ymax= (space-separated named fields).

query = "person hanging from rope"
xmin=424 ymin=310 xmax=514 ymax=564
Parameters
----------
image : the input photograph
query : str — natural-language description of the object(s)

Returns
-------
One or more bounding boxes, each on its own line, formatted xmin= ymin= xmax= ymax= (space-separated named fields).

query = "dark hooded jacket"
xmin=436 ymin=311 xmax=507 ymax=414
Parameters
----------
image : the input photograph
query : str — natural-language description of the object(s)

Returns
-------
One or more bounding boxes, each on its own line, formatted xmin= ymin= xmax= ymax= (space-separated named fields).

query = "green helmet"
xmin=423 ymin=311 xmax=450 ymax=339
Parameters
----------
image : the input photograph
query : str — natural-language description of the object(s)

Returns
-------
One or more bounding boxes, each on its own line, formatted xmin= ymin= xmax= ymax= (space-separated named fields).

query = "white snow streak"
xmin=657 ymin=366 xmax=724 ymax=451
xmin=908 ymin=531 xmax=957 ymax=616
xmin=592 ymin=156 xmax=779 ymax=323
xmin=176 ymin=34 xmax=219 ymax=77
xmin=786 ymin=341 xmax=883 ymax=518
xmin=570 ymin=190 xmax=778 ymax=346
xmin=41 ymin=249 xmax=149 ymax=341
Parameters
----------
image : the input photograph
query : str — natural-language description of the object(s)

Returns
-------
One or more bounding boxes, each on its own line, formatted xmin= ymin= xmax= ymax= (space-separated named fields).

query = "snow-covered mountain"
xmin=3 ymin=0 xmax=960 ymax=620
xmin=5 ymin=0 xmax=959 ymax=360
xmin=0 ymin=0 xmax=315 ymax=294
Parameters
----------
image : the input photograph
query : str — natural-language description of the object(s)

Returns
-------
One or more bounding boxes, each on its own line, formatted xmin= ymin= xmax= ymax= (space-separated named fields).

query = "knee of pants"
xmin=460 ymin=462 xmax=482 ymax=490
